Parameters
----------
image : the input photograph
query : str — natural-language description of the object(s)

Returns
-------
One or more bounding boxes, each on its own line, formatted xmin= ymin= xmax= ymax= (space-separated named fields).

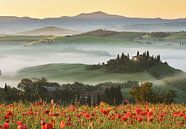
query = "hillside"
xmin=148 ymin=63 xmax=182 ymax=78
xmin=17 ymin=26 xmax=80 ymax=36
xmin=17 ymin=63 xmax=156 ymax=83
xmin=17 ymin=60 xmax=182 ymax=83
xmin=76 ymin=30 xmax=165 ymax=44
xmin=87 ymin=51 xmax=182 ymax=78
xmin=15 ymin=50 xmax=183 ymax=83
xmin=78 ymin=30 xmax=186 ymax=41
xmin=79 ymin=29 xmax=118 ymax=37
xmin=0 ymin=35 xmax=49 ymax=42
xmin=16 ymin=62 xmax=185 ymax=103
xmin=1 ymin=31 xmax=186 ymax=46
xmin=30 ymin=30 xmax=186 ymax=47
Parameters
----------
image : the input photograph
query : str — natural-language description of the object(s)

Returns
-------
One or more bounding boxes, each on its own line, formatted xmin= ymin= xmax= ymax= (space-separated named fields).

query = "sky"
xmin=0 ymin=0 xmax=185 ymax=19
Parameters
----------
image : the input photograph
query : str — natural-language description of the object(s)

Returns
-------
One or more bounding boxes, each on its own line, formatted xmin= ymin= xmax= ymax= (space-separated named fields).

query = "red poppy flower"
xmin=60 ymin=121 xmax=65 ymax=128
xmin=17 ymin=123 xmax=27 ymax=129
xmin=135 ymin=108 xmax=142 ymax=114
xmin=44 ymin=110 xmax=50 ymax=115
xmin=184 ymin=115 xmax=186 ymax=120
xmin=85 ymin=113 xmax=91 ymax=120
xmin=121 ymin=116 xmax=128 ymax=121
xmin=27 ymin=111 xmax=33 ymax=115
xmin=147 ymin=111 xmax=153 ymax=116
xmin=115 ymin=114 xmax=121 ymax=119
xmin=137 ymin=116 xmax=143 ymax=122
xmin=101 ymin=109 xmax=109 ymax=115
xmin=44 ymin=123 xmax=53 ymax=129
xmin=3 ymin=122 xmax=9 ymax=129
xmin=6 ymin=111 xmax=13 ymax=116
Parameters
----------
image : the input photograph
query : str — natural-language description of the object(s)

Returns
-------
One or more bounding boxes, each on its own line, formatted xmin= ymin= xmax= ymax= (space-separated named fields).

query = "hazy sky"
xmin=0 ymin=0 xmax=185 ymax=19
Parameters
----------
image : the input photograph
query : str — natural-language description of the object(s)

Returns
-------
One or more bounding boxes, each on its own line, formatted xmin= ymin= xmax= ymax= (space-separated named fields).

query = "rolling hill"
xmin=0 ymin=30 xmax=186 ymax=49
xmin=17 ymin=59 xmax=182 ymax=83
xmin=1 ymin=30 xmax=186 ymax=48
xmin=54 ymin=30 xmax=186 ymax=46
xmin=17 ymin=63 xmax=156 ymax=83
xmin=16 ymin=63 xmax=185 ymax=103
xmin=17 ymin=26 xmax=80 ymax=36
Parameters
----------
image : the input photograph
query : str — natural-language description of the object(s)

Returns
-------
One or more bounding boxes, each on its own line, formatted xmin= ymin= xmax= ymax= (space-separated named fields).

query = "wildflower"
xmin=60 ymin=121 xmax=65 ymax=128
xmin=34 ymin=101 xmax=43 ymax=106
xmin=44 ymin=123 xmax=53 ymax=129
xmin=3 ymin=122 xmax=9 ymax=129
xmin=137 ymin=116 xmax=143 ymax=122
xmin=126 ymin=111 xmax=132 ymax=118
xmin=135 ymin=108 xmax=142 ymax=114
xmin=147 ymin=115 xmax=153 ymax=122
xmin=27 ymin=111 xmax=33 ymax=115
xmin=139 ymin=111 xmax=146 ymax=116
xmin=17 ymin=122 xmax=27 ymax=129
xmin=6 ymin=111 xmax=13 ymax=116
xmin=147 ymin=111 xmax=153 ymax=116
xmin=101 ymin=109 xmax=109 ymax=115
xmin=121 ymin=116 xmax=128 ymax=121
xmin=44 ymin=110 xmax=50 ymax=115
xmin=85 ymin=113 xmax=91 ymax=120
xmin=183 ymin=115 xmax=186 ymax=120
xmin=115 ymin=114 xmax=122 ymax=119
xmin=41 ymin=120 xmax=46 ymax=129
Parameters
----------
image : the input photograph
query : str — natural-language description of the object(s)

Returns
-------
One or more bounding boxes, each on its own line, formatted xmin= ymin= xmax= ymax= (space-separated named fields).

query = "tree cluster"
xmin=0 ymin=78 xmax=177 ymax=105
xmin=103 ymin=86 xmax=123 ymax=105
xmin=87 ymin=51 xmax=162 ymax=73
xmin=150 ymin=32 xmax=170 ymax=37
xmin=0 ymin=78 xmax=133 ymax=106
xmin=130 ymin=82 xmax=176 ymax=104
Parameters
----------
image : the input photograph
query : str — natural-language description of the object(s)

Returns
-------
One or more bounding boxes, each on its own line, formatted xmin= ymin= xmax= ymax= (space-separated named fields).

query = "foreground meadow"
xmin=0 ymin=102 xmax=185 ymax=129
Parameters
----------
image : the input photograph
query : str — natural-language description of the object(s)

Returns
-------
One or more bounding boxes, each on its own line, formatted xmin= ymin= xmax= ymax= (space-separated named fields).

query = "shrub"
xmin=130 ymin=82 xmax=176 ymax=104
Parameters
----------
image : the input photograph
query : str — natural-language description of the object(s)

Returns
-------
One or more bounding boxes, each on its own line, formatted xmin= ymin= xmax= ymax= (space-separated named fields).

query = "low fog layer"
xmin=0 ymin=41 xmax=186 ymax=76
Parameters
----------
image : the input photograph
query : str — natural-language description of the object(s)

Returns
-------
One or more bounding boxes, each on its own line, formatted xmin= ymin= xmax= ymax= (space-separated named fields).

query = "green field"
xmin=17 ymin=63 xmax=156 ymax=83
xmin=0 ymin=35 xmax=50 ymax=42
xmin=1 ymin=31 xmax=186 ymax=48
xmin=55 ymin=31 xmax=186 ymax=46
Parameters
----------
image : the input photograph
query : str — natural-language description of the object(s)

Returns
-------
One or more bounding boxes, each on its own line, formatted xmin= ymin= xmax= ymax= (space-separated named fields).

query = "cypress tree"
xmin=137 ymin=51 xmax=139 ymax=56
xmin=87 ymin=94 xmax=91 ymax=106
xmin=117 ymin=54 xmax=120 ymax=60
xmin=97 ymin=93 xmax=101 ymax=105
xmin=121 ymin=53 xmax=125 ymax=61
xmin=147 ymin=51 xmax=150 ymax=58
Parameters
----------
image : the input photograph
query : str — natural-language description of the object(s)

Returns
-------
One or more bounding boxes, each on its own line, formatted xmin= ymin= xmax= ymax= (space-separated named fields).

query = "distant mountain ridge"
xmin=73 ymin=11 xmax=126 ymax=19
xmin=0 ymin=11 xmax=186 ymax=34
xmin=17 ymin=26 xmax=80 ymax=36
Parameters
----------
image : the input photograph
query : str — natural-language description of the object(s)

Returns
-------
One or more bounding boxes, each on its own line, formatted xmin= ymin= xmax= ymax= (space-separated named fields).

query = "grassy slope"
xmin=161 ymin=74 xmax=186 ymax=103
xmin=136 ymin=32 xmax=186 ymax=42
xmin=55 ymin=31 xmax=186 ymax=42
xmin=0 ymin=35 xmax=50 ymax=42
xmin=17 ymin=64 xmax=155 ymax=83
xmin=1 ymin=32 xmax=186 ymax=46
xmin=148 ymin=63 xmax=182 ymax=78
xmin=54 ymin=35 xmax=137 ymax=45
xmin=54 ymin=32 xmax=145 ymax=45
xmin=17 ymin=63 xmax=186 ymax=103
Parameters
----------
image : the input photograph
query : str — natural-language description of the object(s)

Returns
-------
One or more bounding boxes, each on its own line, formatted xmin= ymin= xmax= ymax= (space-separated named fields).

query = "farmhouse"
xmin=132 ymin=55 xmax=146 ymax=62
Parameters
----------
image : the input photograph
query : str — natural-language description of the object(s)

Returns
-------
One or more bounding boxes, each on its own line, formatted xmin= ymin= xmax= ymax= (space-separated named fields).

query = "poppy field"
xmin=0 ymin=101 xmax=185 ymax=129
